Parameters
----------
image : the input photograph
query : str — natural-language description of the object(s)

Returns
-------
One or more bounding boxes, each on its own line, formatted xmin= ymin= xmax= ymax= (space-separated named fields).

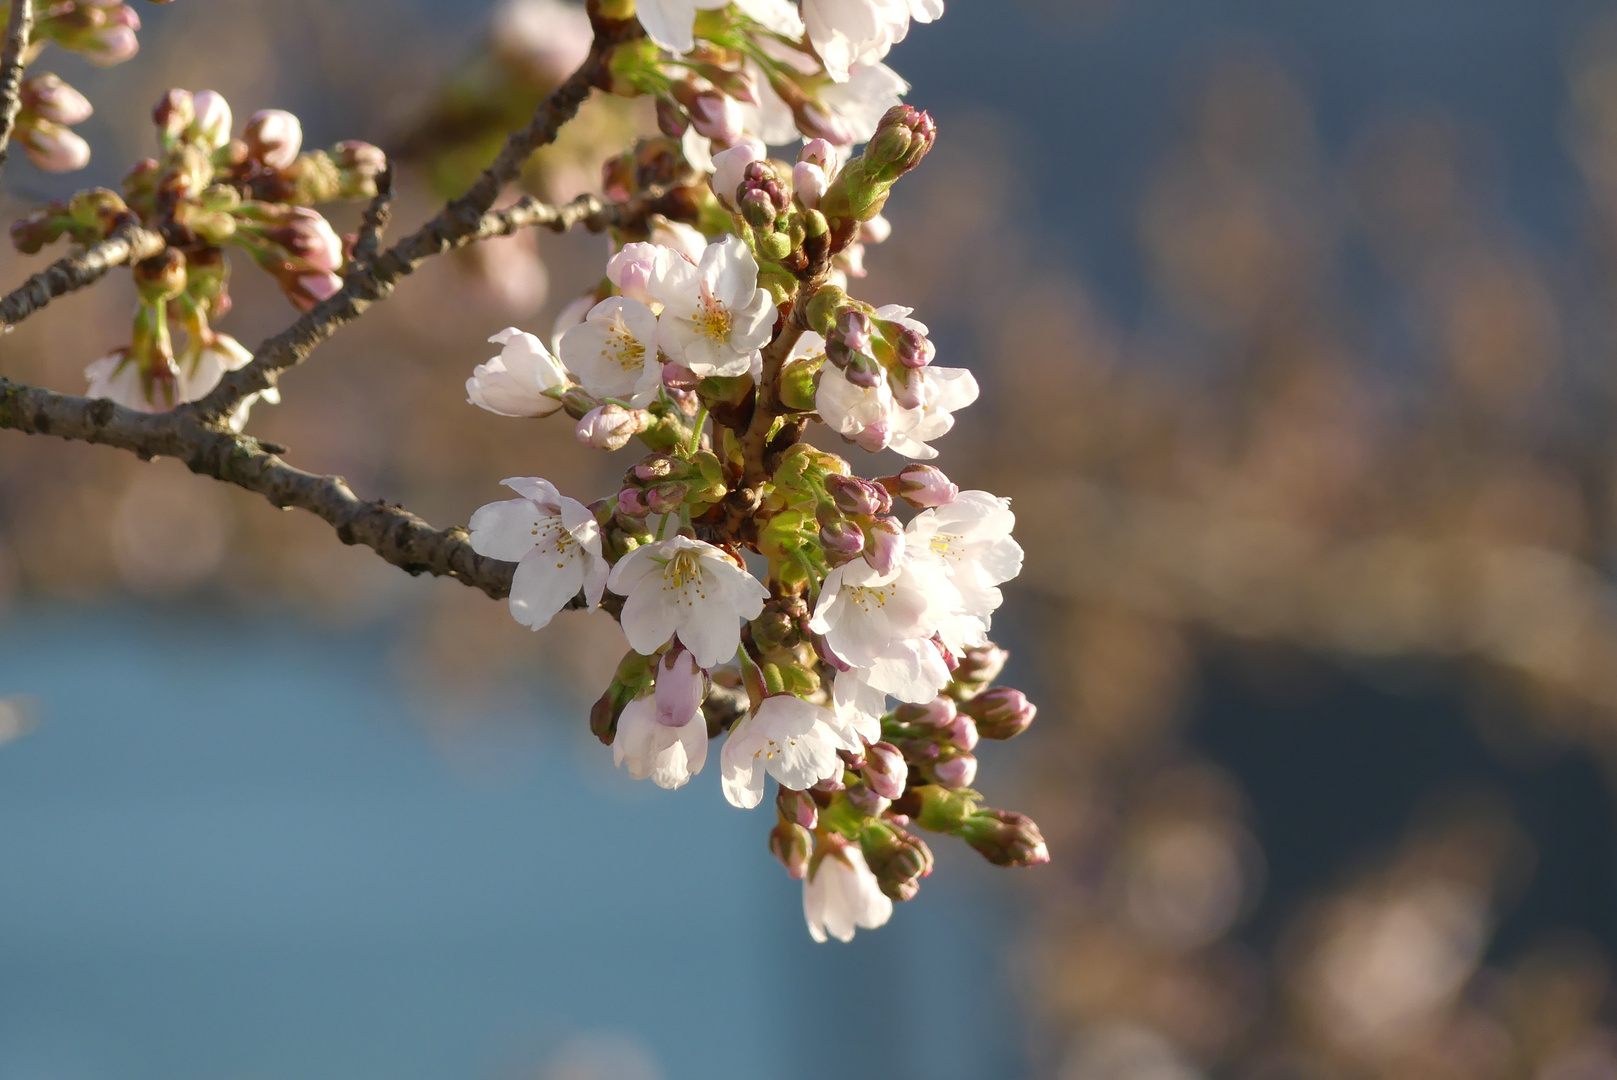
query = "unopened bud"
xmin=947 ymin=642 xmax=1009 ymax=700
xmin=861 ymin=214 xmax=892 ymax=244
xmin=589 ymin=690 xmax=619 ymax=744
xmin=655 ymin=96 xmax=689 ymax=138
xmin=862 ymin=741 xmax=908 ymax=800
xmin=942 ymin=713 xmax=979 ymax=753
xmin=617 ymin=487 xmax=649 ymax=517
xmin=575 ymin=404 xmax=647 ymax=450
xmin=824 ymin=474 xmax=891 ymax=517
xmin=153 ymin=89 xmax=193 ymax=143
xmin=844 ymin=781 xmax=889 ymax=818
xmin=645 ymin=481 xmax=688 ymax=515
xmin=132 ymin=247 xmax=185 ymax=303
xmin=964 ymin=687 xmax=1036 ymax=740
xmin=933 ymin=753 xmax=977 ymax=789
xmin=22 ymin=74 xmax=92 ymax=126
xmin=82 ymin=22 xmax=138 ymax=67
xmin=865 ymin=105 xmax=936 ymax=181
xmin=859 ymin=819 xmax=933 ymax=902
xmin=776 ymin=787 xmax=818 ymax=829
xmin=655 ymin=645 xmax=708 ymax=727
xmin=818 ymin=519 xmax=866 ymax=561
xmin=792 ymin=160 xmax=827 ymax=209
xmin=799 ymin=138 xmax=837 ymax=172
xmin=243 ymin=109 xmax=302 ymax=170
xmin=689 ymin=91 xmax=742 ymax=146
xmin=958 ymin=807 xmax=1049 ymax=867
xmin=770 ymin=821 xmax=813 ymax=880
xmin=188 ymin=89 xmax=232 ymax=152
xmin=891 ymin=696 xmax=956 ymax=730
xmin=19 ymin=121 xmax=89 ymax=172
xmin=889 ymin=464 xmax=957 ymax=508
xmin=863 ymin=516 xmax=904 ymax=576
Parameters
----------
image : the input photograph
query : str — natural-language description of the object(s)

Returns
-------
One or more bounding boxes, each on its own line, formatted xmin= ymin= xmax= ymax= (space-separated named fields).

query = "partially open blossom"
xmin=886 ymin=365 xmax=979 ymax=459
xmin=652 ymin=236 xmax=776 ymax=379
xmin=689 ymin=90 xmax=743 ymax=146
xmin=558 ymin=296 xmax=662 ymax=406
xmin=575 ymin=403 xmax=648 ymax=450
xmin=468 ymin=477 xmax=608 ymax=629
xmin=613 ymin=695 xmax=708 ymax=790
xmin=189 ymin=90 xmax=232 ymax=153
xmin=720 ymin=694 xmax=847 ymax=809
xmin=888 ymin=463 xmax=957 ymax=507
xmin=803 ymin=837 xmax=893 ymax=942
xmin=607 ymin=242 xmax=669 ymax=307
xmin=608 ymin=536 xmax=769 ymax=668
xmin=466 ymin=328 xmax=568 ymax=417
xmin=655 ymin=645 xmax=710 ymax=728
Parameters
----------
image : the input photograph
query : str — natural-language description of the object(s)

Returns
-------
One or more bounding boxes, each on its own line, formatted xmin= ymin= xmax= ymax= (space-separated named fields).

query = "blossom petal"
xmin=467 ymin=498 xmax=545 ymax=562
xmin=509 ymin=548 xmax=586 ymax=629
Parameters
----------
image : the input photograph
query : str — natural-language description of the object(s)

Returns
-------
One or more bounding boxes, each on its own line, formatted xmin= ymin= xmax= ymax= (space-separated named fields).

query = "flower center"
xmin=529 ymin=516 xmax=575 ymax=568
xmin=843 ymin=584 xmax=892 ymax=612
xmin=929 ymin=532 xmax=962 ymax=560
xmin=694 ymin=292 xmax=733 ymax=342
xmin=661 ymin=550 xmax=710 ymax=603
xmin=604 ymin=321 xmax=646 ymax=373
xmin=754 ymin=735 xmax=799 ymax=761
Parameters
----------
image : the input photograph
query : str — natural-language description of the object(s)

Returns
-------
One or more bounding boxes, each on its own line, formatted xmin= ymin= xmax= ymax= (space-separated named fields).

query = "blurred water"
xmin=0 ymin=609 xmax=1022 ymax=1080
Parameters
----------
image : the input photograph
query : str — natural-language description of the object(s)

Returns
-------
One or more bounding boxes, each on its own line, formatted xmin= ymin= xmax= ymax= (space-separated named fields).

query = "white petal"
xmin=508 ymin=548 xmax=585 ymax=629
xmin=467 ymin=499 xmax=546 ymax=562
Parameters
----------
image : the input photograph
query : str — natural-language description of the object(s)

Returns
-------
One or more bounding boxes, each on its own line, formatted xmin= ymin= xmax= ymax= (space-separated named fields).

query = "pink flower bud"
xmin=776 ymin=787 xmax=818 ymax=830
xmin=243 ymin=109 xmax=302 ymax=170
xmin=852 ymin=418 xmax=892 ymax=453
xmin=189 ymin=90 xmax=232 ymax=152
xmin=934 ymin=754 xmax=977 ymax=789
xmin=22 ymin=75 xmax=92 ymax=126
xmin=689 ymin=91 xmax=742 ymax=147
xmin=861 ymin=214 xmax=892 ymax=245
xmin=862 ymin=742 xmax=908 ymax=800
xmin=835 ymin=309 xmax=873 ymax=354
xmin=575 ymin=404 xmax=646 ymax=450
xmin=892 ymin=697 xmax=956 ymax=729
xmin=153 ymin=89 xmax=193 ymax=141
xmin=863 ymin=516 xmax=905 ymax=575
xmin=82 ymin=24 xmax=138 ymax=66
xmin=819 ymin=519 xmax=865 ymax=560
xmin=710 ymin=142 xmax=761 ymax=208
xmin=770 ymin=821 xmax=813 ymax=880
xmin=606 ymin=242 xmax=660 ymax=305
xmin=891 ymin=464 xmax=958 ymax=508
xmin=644 ymin=481 xmax=687 ymax=516
xmin=20 ymin=122 xmax=90 ymax=172
xmin=617 ymin=488 xmax=649 ymax=517
xmin=798 ymin=138 xmax=837 ymax=172
xmin=942 ymin=713 xmax=979 ymax=753
xmin=963 ymin=687 xmax=1037 ymax=740
xmin=844 ymin=782 xmax=890 ymax=818
xmin=289 ymin=271 xmax=342 ymax=311
xmin=792 ymin=161 xmax=827 ymax=209
xmin=661 ymin=361 xmax=700 ymax=392
xmin=654 ymin=646 xmax=708 ymax=728
xmin=824 ymin=474 xmax=892 ymax=517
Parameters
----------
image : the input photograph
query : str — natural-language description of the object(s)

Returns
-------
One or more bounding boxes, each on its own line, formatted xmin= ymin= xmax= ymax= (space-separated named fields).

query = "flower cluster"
xmin=465 ymin=70 xmax=1046 ymax=941
xmin=10 ymin=87 xmax=385 ymax=429
xmin=6 ymin=0 xmax=174 ymax=172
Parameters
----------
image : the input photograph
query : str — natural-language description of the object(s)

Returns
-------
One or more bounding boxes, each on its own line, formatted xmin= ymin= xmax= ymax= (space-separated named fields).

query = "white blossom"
xmin=466 ymin=327 xmax=568 ymax=418
xmin=608 ymin=535 xmax=769 ymax=668
xmin=613 ymin=695 xmax=708 ymax=790
xmin=550 ymin=292 xmax=594 ymax=355
xmin=711 ymin=142 xmax=763 ymax=207
xmin=84 ymin=333 xmax=277 ymax=432
xmin=906 ymin=489 xmax=1023 ymax=617
xmin=468 ymin=477 xmax=608 ymax=629
xmin=733 ymin=0 xmax=805 ymax=37
xmin=632 ymin=0 xmax=728 ymax=54
xmin=558 ymin=296 xmax=662 ymax=406
xmin=652 ymin=236 xmax=776 ymax=378
xmin=648 ymin=216 xmax=709 ymax=261
xmin=815 ymin=356 xmax=898 ymax=453
xmin=720 ymin=694 xmax=847 ymax=809
xmin=808 ymin=554 xmax=953 ymax=668
xmin=803 ymin=0 xmax=911 ymax=82
xmin=804 ymin=842 xmax=893 ymax=943
xmin=832 ymin=666 xmax=886 ymax=745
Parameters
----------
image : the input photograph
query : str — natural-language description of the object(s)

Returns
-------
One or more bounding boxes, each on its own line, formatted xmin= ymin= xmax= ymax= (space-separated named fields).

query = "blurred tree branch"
xmin=0 ymin=0 xmax=34 ymax=173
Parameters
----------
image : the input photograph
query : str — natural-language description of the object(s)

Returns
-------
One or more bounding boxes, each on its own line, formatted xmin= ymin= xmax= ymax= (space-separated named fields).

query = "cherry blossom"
xmin=468 ymin=477 xmax=608 ymax=629
xmin=906 ymin=490 xmax=1024 ymax=618
xmin=652 ymin=236 xmax=776 ymax=379
xmin=466 ymin=328 xmax=568 ymax=418
xmin=613 ymin=694 xmax=708 ymax=790
xmin=803 ymin=838 xmax=893 ymax=942
xmin=558 ymin=296 xmax=662 ymax=406
xmin=608 ymin=535 xmax=769 ymax=668
xmin=720 ymin=694 xmax=847 ymax=809
xmin=808 ymin=554 xmax=954 ymax=668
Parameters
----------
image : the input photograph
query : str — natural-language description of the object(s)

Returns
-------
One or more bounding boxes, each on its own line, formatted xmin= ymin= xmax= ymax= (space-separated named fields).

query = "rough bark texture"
xmin=0 ymin=223 xmax=166 ymax=327
xmin=0 ymin=0 xmax=33 ymax=173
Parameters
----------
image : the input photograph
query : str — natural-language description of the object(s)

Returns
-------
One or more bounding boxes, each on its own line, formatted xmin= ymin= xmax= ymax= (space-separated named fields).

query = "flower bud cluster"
xmin=21 ymin=0 xmax=166 ymax=70
xmin=458 ymin=91 xmax=1043 ymax=943
xmin=9 ymin=85 xmax=382 ymax=426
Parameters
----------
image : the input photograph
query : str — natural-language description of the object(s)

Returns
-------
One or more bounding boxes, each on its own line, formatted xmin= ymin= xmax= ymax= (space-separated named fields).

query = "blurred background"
xmin=3 ymin=1 xmax=1617 ymax=1078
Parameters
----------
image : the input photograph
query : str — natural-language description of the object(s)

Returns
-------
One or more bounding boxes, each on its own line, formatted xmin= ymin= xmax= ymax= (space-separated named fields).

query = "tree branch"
xmin=189 ymin=19 xmax=644 ymax=424
xmin=0 ymin=222 xmax=165 ymax=328
xmin=0 ymin=0 xmax=33 ymax=175
xmin=0 ymin=375 xmax=522 ymax=599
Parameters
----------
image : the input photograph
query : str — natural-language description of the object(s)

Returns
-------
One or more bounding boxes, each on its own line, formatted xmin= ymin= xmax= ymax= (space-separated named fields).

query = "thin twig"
xmin=0 ymin=0 xmax=32 ymax=174
xmin=0 ymin=222 xmax=165 ymax=328
xmin=189 ymin=20 xmax=643 ymax=424
xmin=350 ymin=165 xmax=393 ymax=268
